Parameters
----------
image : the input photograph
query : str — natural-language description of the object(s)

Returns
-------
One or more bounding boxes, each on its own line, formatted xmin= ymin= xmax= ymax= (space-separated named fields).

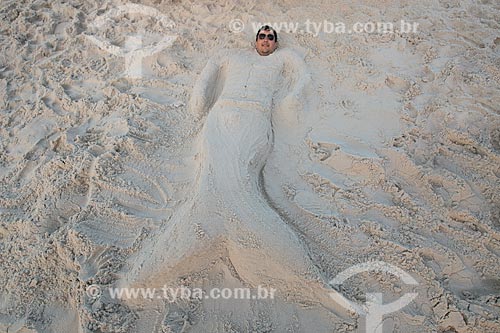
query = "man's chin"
xmin=257 ymin=48 xmax=275 ymax=56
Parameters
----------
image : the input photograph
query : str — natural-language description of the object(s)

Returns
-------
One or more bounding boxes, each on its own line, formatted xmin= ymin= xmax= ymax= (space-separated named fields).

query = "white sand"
xmin=1 ymin=0 xmax=499 ymax=332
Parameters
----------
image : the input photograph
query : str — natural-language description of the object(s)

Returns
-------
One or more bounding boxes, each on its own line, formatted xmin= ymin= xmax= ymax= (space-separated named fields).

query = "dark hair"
xmin=256 ymin=25 xmax=278 ymax=42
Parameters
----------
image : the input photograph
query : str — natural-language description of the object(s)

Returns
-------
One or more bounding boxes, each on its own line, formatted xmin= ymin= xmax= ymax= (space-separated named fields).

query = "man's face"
xmin=255 ymin=30 xmax=277 ymax=56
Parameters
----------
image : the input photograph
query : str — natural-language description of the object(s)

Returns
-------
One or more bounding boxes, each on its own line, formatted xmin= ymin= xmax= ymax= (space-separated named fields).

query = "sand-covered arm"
xmin=282 ymin=49 xmax=311 ymax=104
xmin=275 ymin=49 xmax=311 ymax=114
xmin=188 ymin=52 xmax=224 ymax=118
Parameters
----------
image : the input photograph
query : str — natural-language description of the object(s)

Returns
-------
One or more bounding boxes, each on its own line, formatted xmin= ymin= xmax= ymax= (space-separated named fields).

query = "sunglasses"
xmin=258 ymin=33 xmax=275 ymax=41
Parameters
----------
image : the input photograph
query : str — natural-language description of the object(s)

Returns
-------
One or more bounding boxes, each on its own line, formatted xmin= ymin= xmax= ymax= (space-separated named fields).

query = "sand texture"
xmin=1 ymin=0 xmax=499 ymax=332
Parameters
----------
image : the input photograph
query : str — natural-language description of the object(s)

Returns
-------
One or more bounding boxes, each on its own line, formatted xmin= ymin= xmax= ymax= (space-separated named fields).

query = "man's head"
xmin=255 ymin=25 xmax=278 ymax=56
